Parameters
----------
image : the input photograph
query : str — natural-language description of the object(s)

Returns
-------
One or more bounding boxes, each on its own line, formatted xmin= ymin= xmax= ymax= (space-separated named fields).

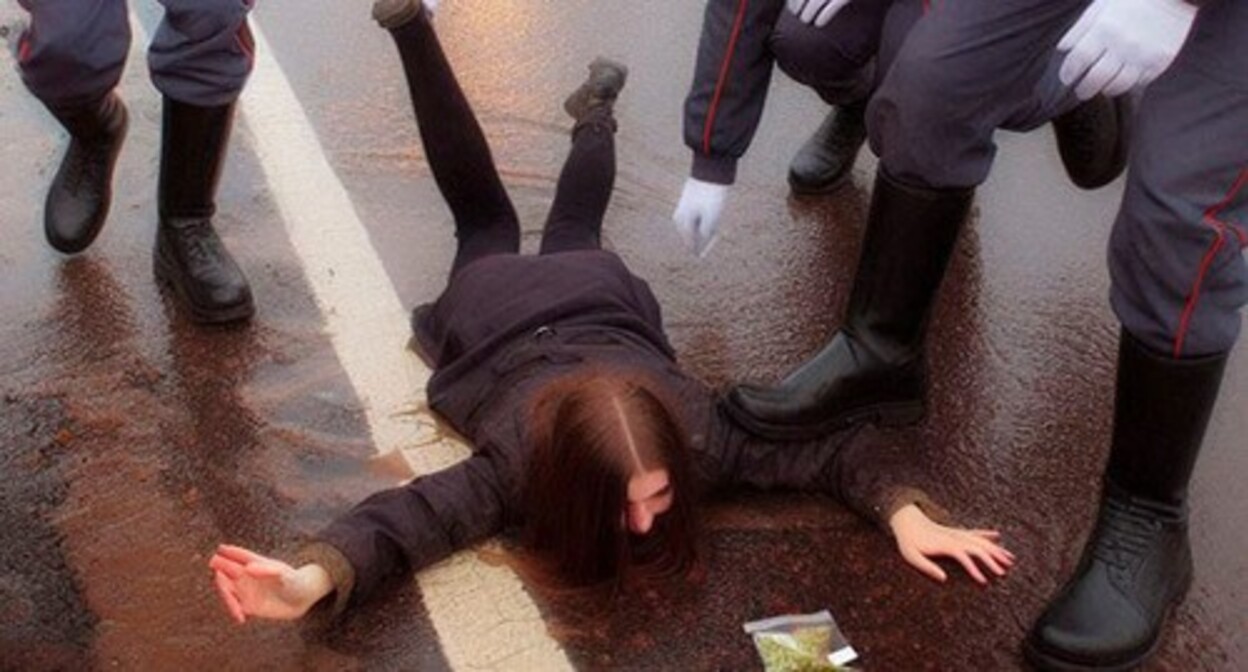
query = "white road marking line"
xmin=234 ymin=21 xmax=570 ymax=672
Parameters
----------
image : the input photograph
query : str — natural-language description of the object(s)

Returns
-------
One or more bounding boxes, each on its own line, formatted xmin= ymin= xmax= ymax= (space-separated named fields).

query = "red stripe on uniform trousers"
xmin=1172 ymin=168 xmax=1248 ymax=357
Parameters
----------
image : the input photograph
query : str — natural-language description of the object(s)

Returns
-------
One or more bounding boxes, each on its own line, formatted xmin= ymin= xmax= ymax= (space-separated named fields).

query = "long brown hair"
xmin=517 ymin=367 xmax=699 ymax=593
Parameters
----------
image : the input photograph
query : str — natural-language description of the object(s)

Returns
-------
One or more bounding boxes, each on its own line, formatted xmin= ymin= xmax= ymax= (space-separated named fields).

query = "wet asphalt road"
xmin=1 ymin=0 xmax=1245 ymax=670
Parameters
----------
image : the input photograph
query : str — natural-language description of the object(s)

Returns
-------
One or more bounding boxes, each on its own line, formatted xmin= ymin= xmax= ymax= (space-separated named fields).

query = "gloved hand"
xmin=1058 ymin=0 xmax=1197 ymax=100
xmin=787 ymin=0 xmax=853 ymax=28
xmin=672 ymin=178 xmax=729 ymax=258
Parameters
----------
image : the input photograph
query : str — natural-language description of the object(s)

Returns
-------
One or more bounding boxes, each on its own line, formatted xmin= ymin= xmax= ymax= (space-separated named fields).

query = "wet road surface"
xmin=1 ymin=0 xmax=1245 ymax=670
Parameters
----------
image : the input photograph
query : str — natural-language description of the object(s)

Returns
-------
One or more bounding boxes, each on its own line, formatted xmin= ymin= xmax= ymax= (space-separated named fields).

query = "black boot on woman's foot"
xmin=44 ymin=93 xmax=129 ymax=254
xmin=563 ymin=58 xmax=628 ymax=125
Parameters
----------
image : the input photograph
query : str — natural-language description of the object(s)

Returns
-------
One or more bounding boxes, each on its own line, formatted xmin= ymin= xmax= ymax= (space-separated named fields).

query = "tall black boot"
xmin=725 ymin=169 xmax=972 ymax=439
xmin=1025 ymin=331 xmax=1228 ymax=672
xmin=1051 ymin=94 xmax=1130 ymax=191
xmin=787 ymin=100 xmax=867 ymax=195
xmin=44 ymin=93 xmax=129 ymax=254
xmin=154 ymin=96 xmax=254 ymax=324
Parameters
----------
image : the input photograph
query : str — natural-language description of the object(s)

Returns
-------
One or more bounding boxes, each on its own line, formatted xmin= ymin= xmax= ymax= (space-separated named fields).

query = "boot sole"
xmin=723 ymin=396 xmax=925 ymax=440
xmin=154 ymin=248 xmax=255 ymax=325
xmin=1021 ymin=572 xmax=1192 ymax=672
xmin=1023 ymin=632 xmax=1159 ymax=672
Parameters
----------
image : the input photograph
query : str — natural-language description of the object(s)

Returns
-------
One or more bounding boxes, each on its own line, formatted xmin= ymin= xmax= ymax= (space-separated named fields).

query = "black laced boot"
xmin=787 ymin=100 xmax=867 ymax=195
xmin=1051 ymin=94 xmax=1130 ymax=191
xmin=154 ymin=97 xmax=253 ymax=324
xmin=1025 ymin=331 xmax=1228 ymax=671
xmin=44 ymin=93 xmax=129 ymax=254
xmin=725 ymin=168 xmax=972 ymax=439
xmin=563 ymin=57 xmax=628 ymax=130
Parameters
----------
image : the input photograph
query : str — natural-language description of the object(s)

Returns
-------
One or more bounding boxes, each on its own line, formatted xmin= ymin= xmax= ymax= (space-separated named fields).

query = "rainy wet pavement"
xmin=1 ymin=0 xmax=1245 ymax=670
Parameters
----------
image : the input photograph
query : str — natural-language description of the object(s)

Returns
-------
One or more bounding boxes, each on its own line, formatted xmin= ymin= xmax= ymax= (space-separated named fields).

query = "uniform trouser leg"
xmin=1108 ymin=0 xmax=1248 ymax=359
xmin=150 ymin=0 xmax=255 ymax=107
xmin=539 ymin=110 xmax=616 ymax=255
xmin=387 ymin=9 xmax=520 ymax=277
xmin=869 ymin=0 xmax=1090 ymax=190
xmin=16 ymin=0 xmax=130 ymax=109
xmin=1028 ymin=9 xmax=1246 ymax=663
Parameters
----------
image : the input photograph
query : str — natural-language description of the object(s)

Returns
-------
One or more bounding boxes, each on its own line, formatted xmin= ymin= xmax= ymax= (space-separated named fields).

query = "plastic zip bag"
xmin=744 ymin=610 xmax=859 ymax=671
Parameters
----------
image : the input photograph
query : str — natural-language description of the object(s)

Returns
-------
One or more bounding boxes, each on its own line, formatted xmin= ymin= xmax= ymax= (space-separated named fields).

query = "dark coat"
xmin=303 ymin=251 xmax=931 ymax=614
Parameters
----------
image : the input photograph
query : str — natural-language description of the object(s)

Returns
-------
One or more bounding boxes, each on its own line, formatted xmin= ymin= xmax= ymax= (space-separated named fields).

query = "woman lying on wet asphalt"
xmin=209 ymin=0 xmax=1014 ymax=625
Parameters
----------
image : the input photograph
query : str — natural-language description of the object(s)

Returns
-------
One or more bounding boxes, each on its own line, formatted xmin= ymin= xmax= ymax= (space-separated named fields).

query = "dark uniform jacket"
xmin=301 ymin=250 xmax=935 ymax=615
xmin=685 ymin=0 xmax=787 ymax=185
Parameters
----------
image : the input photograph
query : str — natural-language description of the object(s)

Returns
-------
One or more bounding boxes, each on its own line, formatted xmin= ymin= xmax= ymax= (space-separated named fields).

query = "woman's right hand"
xmin=209 ymin=544 xmax=333 ymax=624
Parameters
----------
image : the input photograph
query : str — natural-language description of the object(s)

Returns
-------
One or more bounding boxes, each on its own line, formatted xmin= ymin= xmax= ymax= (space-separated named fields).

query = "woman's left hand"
xmin=888 ymin=504 xmax=1016 ymax=585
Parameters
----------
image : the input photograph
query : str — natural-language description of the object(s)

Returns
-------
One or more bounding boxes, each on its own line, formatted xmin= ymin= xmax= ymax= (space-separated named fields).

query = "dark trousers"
xmin=390 ymin=14 xmax=616 ymax=279
xmin=869 ymin=0 xmax=1247 ymax=356
xmin=770 ymin=0 xmax=892 ymax=106
xmin=16 ymin=0 xmax=255 ymax=109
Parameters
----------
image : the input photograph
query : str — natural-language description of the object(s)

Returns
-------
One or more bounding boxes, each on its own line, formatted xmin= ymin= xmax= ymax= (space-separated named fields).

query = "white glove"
xmin=787 ymin=0 xmax=853 ymax=28
xmin=672 ymin=178 xmax=729 ymax=258
xmin=1057 ymin=0 xmax=1197 ymax=100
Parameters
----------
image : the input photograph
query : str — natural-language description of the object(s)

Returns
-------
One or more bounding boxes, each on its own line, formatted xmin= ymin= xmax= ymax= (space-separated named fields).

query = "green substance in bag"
xmin=753 ymin=627 xmax=841 ymax=672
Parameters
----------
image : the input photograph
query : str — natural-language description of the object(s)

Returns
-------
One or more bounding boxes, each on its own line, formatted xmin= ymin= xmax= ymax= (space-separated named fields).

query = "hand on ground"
xmin=888 ymin=504 xmax=1016 ymax=585
xmin=209 ymin=544 xmax=330 ymax=624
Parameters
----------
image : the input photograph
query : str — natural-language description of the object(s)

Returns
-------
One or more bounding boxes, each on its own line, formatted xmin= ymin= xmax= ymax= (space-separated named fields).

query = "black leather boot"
xmin=1025 ymin=331 xmax=1228 ymax=672
xmin=154 ymin=97 xmax=254 ymax=324
xmin=1051 ymin=94 xmax=1130 ymax=191
xmin=725 ymin=169 xmax=972 ymax=439
xmin=787 ymin=100 xmax=867 ymax=195
xmin=44 ymin=93 xmax=129 ymax=254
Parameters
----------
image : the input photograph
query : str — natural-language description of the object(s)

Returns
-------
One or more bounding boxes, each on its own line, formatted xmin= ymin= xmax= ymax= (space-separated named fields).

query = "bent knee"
xmin=772 ymin=13 xmax=865 ymax=90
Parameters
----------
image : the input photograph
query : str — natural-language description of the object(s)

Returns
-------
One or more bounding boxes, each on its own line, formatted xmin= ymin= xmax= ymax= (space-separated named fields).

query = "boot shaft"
xmin=844 ymin=169 xmax=973 ymax=361
xmin=1106 ymin=330 xmax=1228 ymax=509
xmin=159 ymin=97 xmax=236 ymax=222
xmin=49 ymin=93 xmax=126 ymax=143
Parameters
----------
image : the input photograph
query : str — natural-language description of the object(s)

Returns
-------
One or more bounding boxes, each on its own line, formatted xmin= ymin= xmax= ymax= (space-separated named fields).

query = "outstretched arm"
xmin=706 ymin=404 xmax=1015 ymax=584
xmin=210 ymin=452 xmax=512 ymax=623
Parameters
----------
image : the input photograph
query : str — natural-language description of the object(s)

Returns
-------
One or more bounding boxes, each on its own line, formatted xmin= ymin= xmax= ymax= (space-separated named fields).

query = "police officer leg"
xmin=1028 ymin=2 xmax=1248 ymax=666
xmin=149 ymin=0 xmax=256 ymax=323
xmin=17 ymin=0 xmax=131 ymax=254
xmin=727 ymin=0 xmax=1090 ymax=439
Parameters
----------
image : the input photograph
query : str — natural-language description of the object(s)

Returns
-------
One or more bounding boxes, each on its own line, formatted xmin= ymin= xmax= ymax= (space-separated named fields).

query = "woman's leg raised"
xmin=376 ymin=1 xmax=520 ymax=275
xmin=538 ymin=59 xmax=627 ymax=255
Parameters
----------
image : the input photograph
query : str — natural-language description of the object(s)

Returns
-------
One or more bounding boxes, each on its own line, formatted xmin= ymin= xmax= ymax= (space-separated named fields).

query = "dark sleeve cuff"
xmin=691 ymin=152 xmax=738 ymax=186
xmin=872 ymin=486 xmax=952 ymax=533
xmin=296 ymin=541 xmax=357 ymax=618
